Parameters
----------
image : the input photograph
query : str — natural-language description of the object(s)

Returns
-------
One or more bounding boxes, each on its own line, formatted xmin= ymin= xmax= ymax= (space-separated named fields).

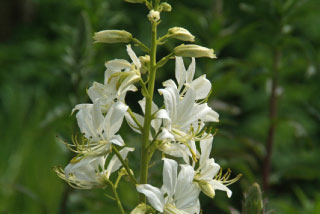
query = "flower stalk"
xmin=139 ymin=19 xmax=158 ymax=203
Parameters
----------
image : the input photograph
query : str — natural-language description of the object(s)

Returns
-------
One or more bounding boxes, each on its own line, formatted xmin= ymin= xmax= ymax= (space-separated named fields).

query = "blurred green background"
xmin=1 ymin=0 xmax=319 ymax=213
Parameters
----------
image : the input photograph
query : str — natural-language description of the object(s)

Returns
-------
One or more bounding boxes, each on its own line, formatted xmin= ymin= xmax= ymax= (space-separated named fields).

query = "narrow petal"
xmin=162 ymin=158 xmax=178 ymax=197
xmin=186 ymin=57 xmax=196 ymax=83
xmin=127 ymin=44 xmax=141 ymax=69
xmin=199 ymin=135 xmax=213 ymax=168
xmin=175 ymin=56 xmax=186 ymax=90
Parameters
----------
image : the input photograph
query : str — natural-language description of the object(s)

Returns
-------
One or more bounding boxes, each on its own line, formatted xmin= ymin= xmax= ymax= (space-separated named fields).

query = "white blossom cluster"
xmin=54 ymin=1 xmax=240 ymax=213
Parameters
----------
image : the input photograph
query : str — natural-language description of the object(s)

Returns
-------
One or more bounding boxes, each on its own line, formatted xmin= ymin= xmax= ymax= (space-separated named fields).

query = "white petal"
xmin=157 ymin=128 xmax=175 ymax=141
xmin=162 ymin=158 xmax=178 ymax=197
xmin=175 ymin=56 xmax=186 ymax=91
xmin=159 ymin=86 xmax=179 ymax=122
xmin=109 ymin=134 xmax=125 ymax=146
xmin=199 ymin=135 xmax=213 ymax=168
xmin=186 ymin=57 xmax=196 ymax=83
xmin=198 ymin=159 xmax=220 ymax=180
xmin=72 ymin=103 xmax=92 ymax=115
xmin=106 ymin=147 xmax=134 ymax=177
xmin=136 ymin=184 xmax=164 ymax=212
xmin=124 ymin=112 xmax=144 ymax=134
xmin=103 ymin=102 xmax=128 ymax=138
xmin=175 ymin=165 xmax=200 ymax=210
xmin=208 ymin=180 xmax=232 ymax=198
xmin=127 ymin=44 xmax=141 ymax=69
xmin=182 ymin=199 xmax=200 ymax=214
xmin=190 ymin=75 xmax=211 ymax=100
xmin=162 ymin=79 xmax=177 ymax=88
xmin=105 ymin=59 xmax=131 ymax=72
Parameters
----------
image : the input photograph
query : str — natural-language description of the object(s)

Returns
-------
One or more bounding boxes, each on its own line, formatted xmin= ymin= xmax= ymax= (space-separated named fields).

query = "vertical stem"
xmin=139 ymin=21 xmax=158 ymax=203
xmin=107 ymin=180 xmax=125 ymax=214
xmin=262 ymin=49 xmax=281 ymax=191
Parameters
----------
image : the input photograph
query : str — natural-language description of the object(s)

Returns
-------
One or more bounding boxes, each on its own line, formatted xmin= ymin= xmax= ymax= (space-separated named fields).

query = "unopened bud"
xmin=148 ymin=10 xmax=160 ymax=23
xmin=130 ymin=203 xmax=147 ymax=214
xmin=168 ymin=27 xmax=195 ymax=42
xmin=124 ymin=0 xmax=145 ymax=3
xmin=160 ymin=2 xmax=172 ymax=12
xmin=139 ymin=55 xmax=150 ymax=74
xmin=174 ymin=44 xmax=217 ymax=58
xmin=198 ymin=180 xmax=215 ymax=198
xmin=93 ymin=30 xmax=132 ymax=43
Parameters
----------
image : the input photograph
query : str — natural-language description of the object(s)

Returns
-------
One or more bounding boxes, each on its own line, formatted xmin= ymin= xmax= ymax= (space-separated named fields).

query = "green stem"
xmin=107 ymin=180 xmax=125 ymax=214
xmin=139 ymin=21 xmax=158 ymax=203
xmin=112 ymin=145 xmax=138 ymax=185
xmin=132 ymin=38 xmax=150 ymax=53
xmin=128 ymin=108 xmax=143 ymax=131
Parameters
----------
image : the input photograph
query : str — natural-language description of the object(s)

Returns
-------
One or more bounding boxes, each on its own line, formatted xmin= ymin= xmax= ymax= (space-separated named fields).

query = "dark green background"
xmin=0 ymin=0 xmax=319 ymax=213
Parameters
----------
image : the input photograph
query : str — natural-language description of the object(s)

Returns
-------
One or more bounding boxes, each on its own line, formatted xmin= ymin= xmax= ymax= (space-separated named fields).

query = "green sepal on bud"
xmin=174 ymin=44 xmax=217 ymax=58
xmin=139 ymin=55 xmax=150 ymax=74
xmin=93 ymin=30 xmax=132 ymax=44
xmin=168 ymin=27 xmax=195 ymax=42
xmin=159 ymin=2 xmax=172 ymax=12
xmin=130 ymin=203 xmax=154 ymax=214
xmin=198 ymin=180 xmax=215 ymax=198
xmin=124 ymin=0 xmax=145 ymax=3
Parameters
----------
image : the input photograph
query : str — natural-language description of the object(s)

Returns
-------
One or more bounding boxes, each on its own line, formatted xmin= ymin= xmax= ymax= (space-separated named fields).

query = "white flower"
xmin=72 ymin=102 xmax=128 ymax=155
xmin=156 ymin=85 xmax=218 ymax=162
xmin=193 ymin=136 xmax=234 ymax=198
xmin=163 ymin=56 xmax=212 ymax=100
xmin=54 ymin=147 xmax=134 ymax=189
xmin=83 ymin=45 xmax=141 ymax=112
xmin=137 ymin=158 xmax=201 ymax=214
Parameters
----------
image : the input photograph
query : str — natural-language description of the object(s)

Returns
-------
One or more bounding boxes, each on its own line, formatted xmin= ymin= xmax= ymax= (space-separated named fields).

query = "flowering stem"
xmin=139 ymin=21 xmax=158 ymax=203
xmin=107 ymin=180 xmax=125 ymax=214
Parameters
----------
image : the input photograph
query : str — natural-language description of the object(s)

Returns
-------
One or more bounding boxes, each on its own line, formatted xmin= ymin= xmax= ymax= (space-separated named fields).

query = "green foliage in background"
xmin=0 ymin=0 xmax=319 ymax=213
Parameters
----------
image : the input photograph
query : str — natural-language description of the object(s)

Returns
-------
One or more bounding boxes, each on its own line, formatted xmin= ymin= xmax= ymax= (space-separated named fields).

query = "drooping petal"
xmin=208 ymin=180 xmax=232 ymax=198
xmin=136 ymin=184 xmax=165 ymax=212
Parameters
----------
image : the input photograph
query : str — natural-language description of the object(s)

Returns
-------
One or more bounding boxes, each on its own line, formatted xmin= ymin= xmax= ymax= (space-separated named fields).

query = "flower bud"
xmin=168 ymin=27 xmax=195 ymax=42
xmin=148 ymin=10 xmax=160 ymax=23
xmin=93 ymin=30 xmax=132 ymax=43
xmin=160 ymin=2 xmax=172 ymax=12
xmin=124 ymin=0 xmax=145 ymax=3
xmin=130 ymin=203 xmax=147 ymax=214
xmin=174 ymin=44 xmax=217 ymax=58
xmin=139 ymin=55 xmax=150 ymax=74
xmin=198 ymin=180 xmax=215 ymax=198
